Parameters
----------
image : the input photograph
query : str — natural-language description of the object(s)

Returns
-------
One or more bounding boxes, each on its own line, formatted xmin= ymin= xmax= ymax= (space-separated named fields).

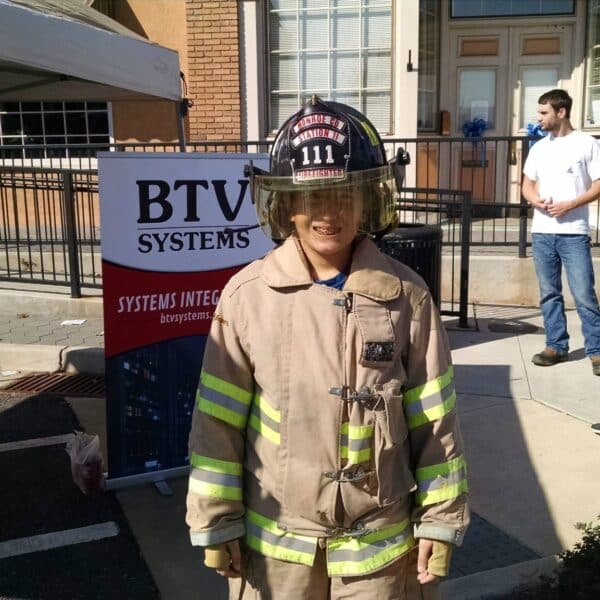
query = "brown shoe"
xmin=591 ymin=356 xmax=600 ymax=376
xmin=532 ymin=348 xmax=568 ymax=366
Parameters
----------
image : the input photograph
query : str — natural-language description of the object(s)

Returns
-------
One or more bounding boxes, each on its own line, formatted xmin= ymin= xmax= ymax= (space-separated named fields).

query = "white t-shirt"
xmin=523 ymin=130 xmax=600 ymax=234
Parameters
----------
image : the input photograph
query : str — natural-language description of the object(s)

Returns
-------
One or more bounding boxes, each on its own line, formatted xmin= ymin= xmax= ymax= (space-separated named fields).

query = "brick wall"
xmin=186 ymin=0 xmax=242 ymax=141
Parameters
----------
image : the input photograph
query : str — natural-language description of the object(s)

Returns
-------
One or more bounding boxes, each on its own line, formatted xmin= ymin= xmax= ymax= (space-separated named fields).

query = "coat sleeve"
xmin=185 ymin=284 xmax=254 ymax=547
xmin=403 ymin=290 xmax=470 ymax=546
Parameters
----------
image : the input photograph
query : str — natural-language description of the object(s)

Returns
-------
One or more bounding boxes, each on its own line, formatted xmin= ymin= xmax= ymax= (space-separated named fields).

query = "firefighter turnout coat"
xmin=186 ymin=236 xmax=469 ymax=577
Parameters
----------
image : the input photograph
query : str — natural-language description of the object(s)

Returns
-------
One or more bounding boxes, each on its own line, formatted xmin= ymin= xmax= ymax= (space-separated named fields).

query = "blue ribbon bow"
xmin=462 ymin=118 xmax=488 ymax=165
xmin=462 ymin=118 xmax=488 ymax=138
xmin=526 ymin=123 xmax=546 ymax=147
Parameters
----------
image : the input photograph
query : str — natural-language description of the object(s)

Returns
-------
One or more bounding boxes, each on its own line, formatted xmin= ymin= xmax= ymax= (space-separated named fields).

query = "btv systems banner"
xmin=99 ymin=153 xmax=271 ymax=479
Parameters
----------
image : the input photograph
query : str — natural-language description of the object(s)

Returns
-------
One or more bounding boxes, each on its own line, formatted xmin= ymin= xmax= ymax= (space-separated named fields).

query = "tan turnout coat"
xmin=186 ymin=236 xmax=469 ymax=577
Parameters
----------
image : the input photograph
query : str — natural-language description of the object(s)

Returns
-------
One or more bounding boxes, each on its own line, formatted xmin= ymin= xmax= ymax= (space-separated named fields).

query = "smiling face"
xmin=290 ymin=187 xmax=363 ymax=276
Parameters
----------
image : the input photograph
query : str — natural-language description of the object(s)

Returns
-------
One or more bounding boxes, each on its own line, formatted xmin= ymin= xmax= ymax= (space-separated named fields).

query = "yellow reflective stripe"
xmin=404 ymin=365 xmax=454 ymax=404
xmin=246 ymin=535 xmax=314 ymax=567
xmin=348 ymin=448 xmax=371 ymax=463
xmin=407 ymin=391 xmax=456 ymax=429
xmin=327 ymin=519 xmax=415 ymax=576
xmin=197 ymin=395 xmax=247 ymax=429
xmin=254 ymin=394 xmax=280 ymax=423
xmin=416 ymin=455 xmax=465 ymax=481
xmin=341 ymin=423 xmax=374 ymax=438
xmin=188 ymin=478 xmax=242 ymax=501
xmin=350 ymin=424 xmax=374 ymax=439
xmin=340 ymin=422 xmax=373 ymax=464
xmin=200 ymin=370 xmax=252 ymax=406
xmin=415 ymin=455 xmax=468 ymax=506
xmin=190 ymin=453 xmax=242 ymax=475
xmin=246 ymin=510 xmax=316 ymax=567
xmin=248 ymin=413 xmax=281 ymax=444
xmin=416 ymin=480 xmax=469 ymax=506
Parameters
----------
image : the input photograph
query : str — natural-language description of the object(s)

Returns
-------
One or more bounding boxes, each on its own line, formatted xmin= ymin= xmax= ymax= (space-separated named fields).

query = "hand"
xmin=207 ymin=539 xmax=242 ymax=578
xmin=546 ymin=199 xmax=575 ymax=218
xmin=533 ymin=197 xmax=551 ymax=210
xmin=416 ymin=538 xmax=439 ymax=584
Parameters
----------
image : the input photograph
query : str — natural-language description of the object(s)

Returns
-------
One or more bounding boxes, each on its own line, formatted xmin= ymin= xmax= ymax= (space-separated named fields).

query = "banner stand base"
xmin=105 ymin=466 xmax=190 ymax=491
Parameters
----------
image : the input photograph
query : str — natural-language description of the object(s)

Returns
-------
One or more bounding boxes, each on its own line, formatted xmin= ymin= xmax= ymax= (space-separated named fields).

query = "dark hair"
xmin=538 ymin=89 xmax=572 ymax=119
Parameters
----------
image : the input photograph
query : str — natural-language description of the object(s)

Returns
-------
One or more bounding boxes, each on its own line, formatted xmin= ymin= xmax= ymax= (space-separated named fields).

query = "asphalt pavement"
xmin=0 ymin=294 xmax=599 ymax=599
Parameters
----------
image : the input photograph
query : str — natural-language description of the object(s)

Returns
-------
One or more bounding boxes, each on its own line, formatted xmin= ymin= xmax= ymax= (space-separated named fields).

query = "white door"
xmin=444 ymin=24 xmax=573 ymax=207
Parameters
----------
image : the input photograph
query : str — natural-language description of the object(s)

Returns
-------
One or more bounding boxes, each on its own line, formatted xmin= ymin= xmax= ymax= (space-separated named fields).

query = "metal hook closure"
xmin=324 ymin=521 xmax=375 ymax=538
xmin=323 ymin=466 xmax=368 ymax=483
xmin=328 ymin=386 xmax=383 ymax=410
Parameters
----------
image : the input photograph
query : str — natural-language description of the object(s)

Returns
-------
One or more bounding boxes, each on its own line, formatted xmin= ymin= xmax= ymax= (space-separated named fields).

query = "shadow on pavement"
xmin=454 ymin=363 xmax=563 ymax=557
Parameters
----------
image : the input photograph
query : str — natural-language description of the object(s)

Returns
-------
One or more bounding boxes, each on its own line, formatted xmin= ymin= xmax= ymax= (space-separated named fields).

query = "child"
xmin=186 ymin=96 xmax=469 ymax=599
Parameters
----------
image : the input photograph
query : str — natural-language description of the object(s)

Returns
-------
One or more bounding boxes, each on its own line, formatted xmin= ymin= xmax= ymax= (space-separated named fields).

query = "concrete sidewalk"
xmin=1 ymin=290 xmax=599 ymax=599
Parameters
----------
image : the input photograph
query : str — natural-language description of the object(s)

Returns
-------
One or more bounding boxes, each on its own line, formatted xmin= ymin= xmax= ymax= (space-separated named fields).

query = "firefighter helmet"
xmin=247 ymin=96 xmax=406 ymax=240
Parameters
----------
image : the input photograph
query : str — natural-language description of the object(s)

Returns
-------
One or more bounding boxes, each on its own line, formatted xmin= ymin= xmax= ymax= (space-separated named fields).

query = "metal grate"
xmin=4 ymin=372 xmax=105 ymax=397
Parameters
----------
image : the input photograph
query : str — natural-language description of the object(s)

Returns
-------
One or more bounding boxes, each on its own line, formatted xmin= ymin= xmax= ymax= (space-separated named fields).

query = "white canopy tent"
xmin=0 ymin=0 xmax=185 ymax=146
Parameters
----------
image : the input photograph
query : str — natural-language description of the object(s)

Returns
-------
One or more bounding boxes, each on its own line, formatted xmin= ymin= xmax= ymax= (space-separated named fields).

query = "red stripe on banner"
xmin=102 ymin=262 xmax=242 ymax=357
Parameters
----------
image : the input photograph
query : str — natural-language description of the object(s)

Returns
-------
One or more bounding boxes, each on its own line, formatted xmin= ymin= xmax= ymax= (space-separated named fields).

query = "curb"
xmin=0 ymin=289 xmax=103 ymax=318
xmin=0 ymin=343 xmax=104 ymax=376
xmin=440 ymin=555 xmax=561 ymax=599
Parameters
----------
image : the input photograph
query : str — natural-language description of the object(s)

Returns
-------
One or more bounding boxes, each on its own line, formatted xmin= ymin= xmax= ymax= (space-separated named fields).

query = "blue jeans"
xmin=532 ymin=233 xmax=600 ymax=358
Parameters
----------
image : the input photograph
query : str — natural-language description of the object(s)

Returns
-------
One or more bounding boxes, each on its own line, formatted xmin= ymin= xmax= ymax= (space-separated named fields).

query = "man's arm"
xmin=545 ymin=179 xmax=600 ymax=218
xmin=521 ymin=175 xmax=549 ymax=210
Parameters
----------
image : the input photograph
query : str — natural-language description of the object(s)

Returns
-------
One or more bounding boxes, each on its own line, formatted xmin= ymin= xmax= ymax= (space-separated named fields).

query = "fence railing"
xmin=0 ymin=166 xmax=100 ymax=296
xmin=1 ymin=135 xmax=599 ymax=296
xmin=397 ymin=188 xmax=472 ymax=328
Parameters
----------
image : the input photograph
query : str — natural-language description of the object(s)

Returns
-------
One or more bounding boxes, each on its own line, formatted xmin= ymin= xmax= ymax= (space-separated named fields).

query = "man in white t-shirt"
xmin=522 ymin=89 xmax=600 ymax=376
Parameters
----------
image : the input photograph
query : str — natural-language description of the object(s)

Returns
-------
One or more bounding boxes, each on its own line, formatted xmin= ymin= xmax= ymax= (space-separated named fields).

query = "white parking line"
xmin=0 ymin=433 xmax=74 ymax=453
xmin=0 ymin=521 xmax=119 ymax=559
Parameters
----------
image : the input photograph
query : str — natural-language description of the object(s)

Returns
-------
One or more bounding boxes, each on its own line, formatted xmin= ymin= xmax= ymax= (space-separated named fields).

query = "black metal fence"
xmin=1 ymin=135 xmax=598 ymax=299
xmin=0 ymin=166 xmax=100 ymax=296
xmin=395 ymin=188 xmax=472 ymax=327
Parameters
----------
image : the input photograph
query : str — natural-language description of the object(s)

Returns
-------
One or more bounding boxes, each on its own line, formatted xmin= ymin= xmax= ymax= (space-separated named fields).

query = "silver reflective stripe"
xmin=418 ymin=466 xmax=466 ymax=492
xmin=404 ymin=382 xmax=455 ymax=417
xmin=251 ymin=403 xmax=280 ymax=432
xmin=199 ymin=384 xmax=249 ymax=418
xmin=348 ymin=438 xmax=370 ymax=452
xmin=190 ymin=467 xmax=241 ymax=488
xmin=328 ymin=529 xmax=412 ymax=563
xmin=246 ymin=521 xmax=316 ymax=555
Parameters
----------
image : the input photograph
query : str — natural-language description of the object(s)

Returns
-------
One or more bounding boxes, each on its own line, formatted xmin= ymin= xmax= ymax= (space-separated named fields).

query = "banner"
xmin=99 ymin=153 xmax=271 ymax=479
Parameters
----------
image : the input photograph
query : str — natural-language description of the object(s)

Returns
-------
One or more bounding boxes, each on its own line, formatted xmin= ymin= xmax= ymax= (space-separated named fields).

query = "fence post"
xmin=62 ymin=171 xmax=81 ymax=298
xmin=518 ymin=138 xmax=529 ymax=258
xmin=459 ymin=190 xmax=471 ymax=328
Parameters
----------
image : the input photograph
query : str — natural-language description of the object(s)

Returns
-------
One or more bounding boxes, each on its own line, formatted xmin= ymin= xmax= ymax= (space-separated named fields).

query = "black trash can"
xmin=377 ymin=224 xmax=442 ymax=306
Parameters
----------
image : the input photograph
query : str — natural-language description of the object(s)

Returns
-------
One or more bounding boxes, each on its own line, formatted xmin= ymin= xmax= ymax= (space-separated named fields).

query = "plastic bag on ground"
xmin=65 ymin=431 xmax=105 ymax=495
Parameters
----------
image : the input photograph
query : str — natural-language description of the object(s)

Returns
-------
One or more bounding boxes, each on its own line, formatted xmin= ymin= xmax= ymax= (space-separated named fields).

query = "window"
xmin=418 ymin=0 xmax=440 ymax=132
xmin=458 ymin=69 xmax=496 ymax=129
xmin=268 ymin=0 xmax=393 ymax=134
xmin=0 ymin=101 xmax=110 ymax=158
xmin=450 ymin=0 xmax=574 ymax=18
xmin=585 ymin=0 xmax=600 ymax=127
xmin=520 ymin=67 xmax=558 ymax=129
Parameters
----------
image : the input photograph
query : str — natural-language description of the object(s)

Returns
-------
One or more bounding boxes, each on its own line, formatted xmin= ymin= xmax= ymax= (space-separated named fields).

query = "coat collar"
xmin=261 ymin=236 xmax=402 ymax=301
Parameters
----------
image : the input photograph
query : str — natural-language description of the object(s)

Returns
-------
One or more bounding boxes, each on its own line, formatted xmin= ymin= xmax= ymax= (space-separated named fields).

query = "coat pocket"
xmin=373 ymin=389 xmax=417 ymax=507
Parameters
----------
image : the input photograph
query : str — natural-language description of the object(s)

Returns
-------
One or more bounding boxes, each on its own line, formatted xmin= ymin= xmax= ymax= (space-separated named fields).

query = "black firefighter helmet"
xmin=247 ymin=96 xmax=408 ymax=240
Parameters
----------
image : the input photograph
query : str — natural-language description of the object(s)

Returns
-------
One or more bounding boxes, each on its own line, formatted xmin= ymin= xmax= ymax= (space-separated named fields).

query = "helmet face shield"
xmin=248 ymin=96 xmax=401 ymax=241
xmin=250 ymin=164 xmax=396 ymax=240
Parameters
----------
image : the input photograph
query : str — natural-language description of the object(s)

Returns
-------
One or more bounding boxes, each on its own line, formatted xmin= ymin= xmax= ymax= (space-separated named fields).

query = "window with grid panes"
xmin=268 ymin=0 xmax=392 ymax=134
xmin=0 ymin=101 xmax=110 ymax=158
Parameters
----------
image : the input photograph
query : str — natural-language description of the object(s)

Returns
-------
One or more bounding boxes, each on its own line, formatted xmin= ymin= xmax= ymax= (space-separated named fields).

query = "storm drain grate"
xmin=4 ymin=372 xmax=105 ymax=398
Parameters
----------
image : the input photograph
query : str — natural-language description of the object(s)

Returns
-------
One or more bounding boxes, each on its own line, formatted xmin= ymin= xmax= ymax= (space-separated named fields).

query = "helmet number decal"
xmin=301 ymin=144 xmax=335 ymax=166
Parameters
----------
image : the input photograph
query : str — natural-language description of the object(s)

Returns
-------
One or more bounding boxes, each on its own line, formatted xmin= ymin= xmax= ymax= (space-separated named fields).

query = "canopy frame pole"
xmin=176 ymin=100 xmax=187 ymax=152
